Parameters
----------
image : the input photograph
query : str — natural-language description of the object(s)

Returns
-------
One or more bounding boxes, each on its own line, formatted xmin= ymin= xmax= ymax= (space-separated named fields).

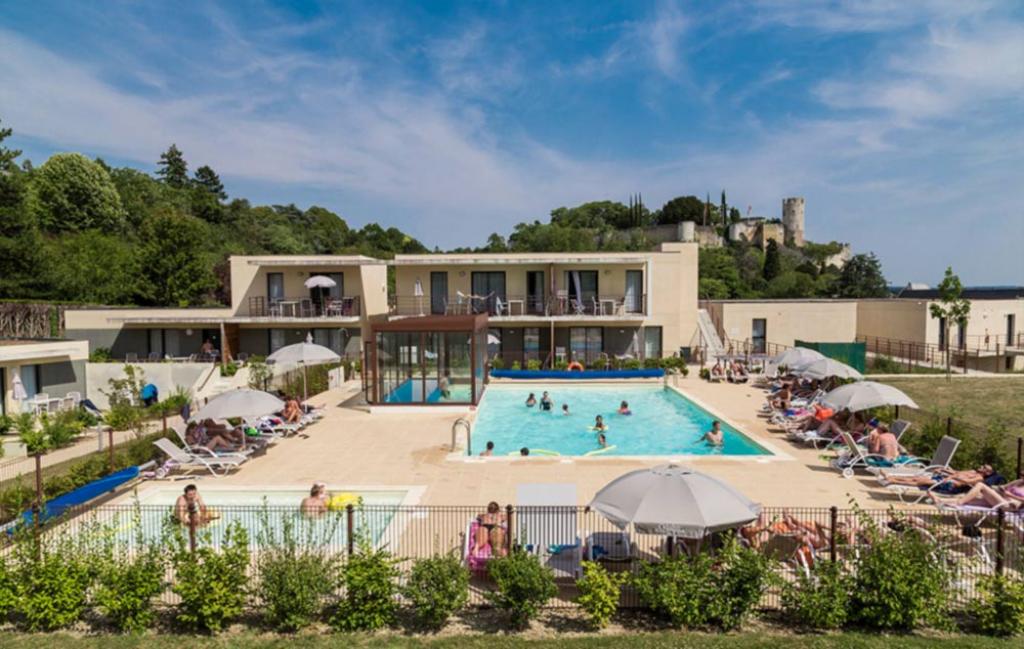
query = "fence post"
xmin=187 ymin=503 xmax=198 ymax=553
xmin=946 ymin=417 xmax=953 ymax=438
xmin=108 ymin=428 xmax=115 ymax=473
xmin=506 ymin=504 xmax=514 ymax=554
xmin=995 ymin=508 xmax=1006 ymax=577
xmin=829 ymin=506 xmax=838 ymax=563
xmin=894 ymin=405 xmax=900 ymax=420
xmin=1016 ymin=437 xmax=1023 ymax=480
xmin=346 ymin=504 xmax=355 ymax=556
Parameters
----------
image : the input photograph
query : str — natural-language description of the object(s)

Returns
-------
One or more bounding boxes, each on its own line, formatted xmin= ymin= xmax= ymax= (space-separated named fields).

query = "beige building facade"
xmin=705 ymin=299 xmax=859 ymax=353
xmin=1 ymin=339 xmax=89 ymax=416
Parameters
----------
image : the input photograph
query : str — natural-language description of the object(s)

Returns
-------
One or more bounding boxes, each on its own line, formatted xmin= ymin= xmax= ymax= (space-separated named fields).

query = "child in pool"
xmin=597 ymin=432 xmax=607 ymax=448
xmin=562 ymin=403 xmax=570 ymax=415
xmin=593 ymin=415 xmax=607 ymax=432
xmin=525 ymin=393 xmax=536 ymax=407
xmin=618 ymin=400 xmax=631 ymax=415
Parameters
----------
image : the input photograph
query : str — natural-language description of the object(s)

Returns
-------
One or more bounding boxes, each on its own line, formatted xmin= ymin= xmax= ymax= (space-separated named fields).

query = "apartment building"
xmin=64 ymin=255 xmax=388 ymax=361
xmin=1 ymin=339 xmax=89 ymax=415
xmin=704 ymin=299 xmax=859 ymax=353
xmin=387 ymin=242 xmax=700 ymax=365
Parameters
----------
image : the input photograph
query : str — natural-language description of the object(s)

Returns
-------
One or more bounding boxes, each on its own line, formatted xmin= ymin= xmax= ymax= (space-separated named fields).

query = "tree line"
xmin=0 ymin=117 xmax=887 ymax=306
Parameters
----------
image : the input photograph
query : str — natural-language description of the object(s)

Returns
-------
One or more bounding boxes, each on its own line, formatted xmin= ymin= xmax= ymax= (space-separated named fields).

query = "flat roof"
xmin=895 ymin=287 xmax=1024 ymax=300
xmin=391 ymin=254 xmax=651 ymax=266
xmin=238 ymin=255 xmax=383 ymax=266
xmin=707 ymin=299 xmax=859 ymax=304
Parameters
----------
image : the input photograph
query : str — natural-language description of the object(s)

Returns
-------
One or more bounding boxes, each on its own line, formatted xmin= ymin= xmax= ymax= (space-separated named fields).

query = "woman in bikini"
xmin=930 ymin=478 xmax=1024 ymax=510
xmin=474 ymin=501 xmax=508 ymax=557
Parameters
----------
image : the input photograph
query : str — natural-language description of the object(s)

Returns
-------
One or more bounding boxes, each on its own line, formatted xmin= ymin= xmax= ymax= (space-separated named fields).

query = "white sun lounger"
xmin=153 ymin=438 xmax=247 ymax=477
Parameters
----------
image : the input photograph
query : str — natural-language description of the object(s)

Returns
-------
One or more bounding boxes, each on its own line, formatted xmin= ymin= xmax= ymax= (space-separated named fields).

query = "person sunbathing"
xmin=770 ymin=386 xmax=792 ymax=411
xmin=282 ymin=396 xmax=303 ymax=424
xmin=186 ymin=422 xmax=237 ymax=454
xmin=866 ymin=423 xmax=899 ymax=461
xmin=474 ymin=501 xmax=508 ymax=557
xmin=931 ymin=479 xmax=1024 ymax=510
xmin=885 ymin=465 xmax=995 ymax=490
xmin=710 ymin=362 xmax=725 ymax=379
xmin=728 ymin=361 xmax=749 ymax=383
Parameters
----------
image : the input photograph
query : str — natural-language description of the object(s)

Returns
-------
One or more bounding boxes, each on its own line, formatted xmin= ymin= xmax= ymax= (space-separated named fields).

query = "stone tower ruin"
xmin=782 ymin=197 xmax=805 ymax=247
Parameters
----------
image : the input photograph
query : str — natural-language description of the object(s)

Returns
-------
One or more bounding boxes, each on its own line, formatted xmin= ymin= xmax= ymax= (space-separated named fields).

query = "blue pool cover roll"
xmin=490 ymin=369 xmax=664 ymax=379
xmin=14 ymin=465 xmax=140 ymax=530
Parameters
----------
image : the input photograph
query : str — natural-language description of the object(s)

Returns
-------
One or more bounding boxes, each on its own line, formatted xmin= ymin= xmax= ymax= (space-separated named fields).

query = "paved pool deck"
xmin=187 ymin=375 xmax=900 ymax=509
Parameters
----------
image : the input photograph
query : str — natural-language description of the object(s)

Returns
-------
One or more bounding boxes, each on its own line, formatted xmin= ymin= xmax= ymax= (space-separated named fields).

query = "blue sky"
xmin=1 ymin=0 xmax=1022 ymax=285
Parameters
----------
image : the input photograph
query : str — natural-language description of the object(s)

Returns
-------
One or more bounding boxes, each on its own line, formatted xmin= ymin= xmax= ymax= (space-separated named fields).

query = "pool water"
xmin=471 ymin=385 xmax=769 ymax=457
xmin=385 ymin=378 xmax=473 ymax=403
xmin=102 ymin=488 xmax=408 ymax=548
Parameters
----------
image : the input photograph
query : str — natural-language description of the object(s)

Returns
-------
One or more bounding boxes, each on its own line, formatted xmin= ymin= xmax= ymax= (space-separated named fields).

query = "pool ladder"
xmin=452 ymin=417 xmax=472 ymax=454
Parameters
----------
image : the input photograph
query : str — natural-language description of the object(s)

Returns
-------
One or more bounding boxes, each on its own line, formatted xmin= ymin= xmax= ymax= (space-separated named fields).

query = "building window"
xmin=1008 ymin=314 xmax=1016 ymax=347
xmin=471 ymin=272 xmax=506 ymax=314
xmin=938 ymin=316 xmax=947 ymax=351
xmin=430 ymin=272 xmax=448 ymax=315
xmin=565 ymin=270 xmax=598 ymax=312
xmin=269 ymin=329 xmax=286 ymax=353
xmin=20 ymin=364 xmax=41 ymax=405
xmin=569 ymin=327 xmax=602 ymax=363
xmin=644 ymin=327 xmax=662 ymax=358
xmin=625 ymin=270 xmax=643 ymax=313
xmin=751 ymin=319 xmax=767 ymax=354
xmin=957 ymin=320 xmax=966 ymax=350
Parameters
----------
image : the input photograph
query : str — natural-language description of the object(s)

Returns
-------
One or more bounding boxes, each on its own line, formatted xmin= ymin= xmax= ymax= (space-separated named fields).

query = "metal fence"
xmin=13 ymin=502 xmax=1022 ymax=610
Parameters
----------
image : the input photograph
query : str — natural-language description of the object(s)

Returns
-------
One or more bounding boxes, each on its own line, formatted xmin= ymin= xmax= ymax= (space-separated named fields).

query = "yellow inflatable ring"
xmin=585 ymin=445 xmax=617 ymax=456
xmin=327 ymin=493 xmax=362 ymax=511
xmin=567 ymin=361 xmax=584 ymax=371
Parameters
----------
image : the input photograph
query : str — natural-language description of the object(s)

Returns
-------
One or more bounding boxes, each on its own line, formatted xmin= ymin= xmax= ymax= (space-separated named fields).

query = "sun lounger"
xmin=463 ymin=519 xmax=495 ymax=572
xmin=153 ymin=438 xmax=246 ymax=477
xmin=516 ymin=483 xmax=582 ymax=579
xmin=873 ymin=435 xmax=960 ymax=478
xmin=585 ymin=530 xmax=634 ymax=562
xmin=170 ymin=421 xmax=254 ymax=457
xmin=829 ymin=430 xmax=925 ymax=478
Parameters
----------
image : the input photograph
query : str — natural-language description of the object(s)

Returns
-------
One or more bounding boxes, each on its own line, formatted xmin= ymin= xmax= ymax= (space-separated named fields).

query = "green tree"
xmin=303 ymin=205 xmax=351 ymax=253
xmin=0 ymin=118 xmax=21 ymax=173
xmin=550 ymin=200 xmax=636 ymax=230
xmin=762 ymin=239 xmax=781 ymax=281
xmin=656 ymin=195 xmax=705 ymax=225
xmin=698 ymin=248 xmax=742 ymax=297
xmin=929 ymin=266 xmax=971 ymax=382
xmin=157 ymin=144 xmax=188 ymax=188
xmin=32 ymin=153 xmax=126 ymax=232
xmin=192 ymin=165 xmax=226 ymax=200
xmin=835 ymin=253 xmax=888 ymax=298
xmin=483 ymin=232 xmax=507 ymax=252
xmin=136 ymin=210 xmax=214 ymax=305
xmin=44 ymin=231 xmax=139 ymax=304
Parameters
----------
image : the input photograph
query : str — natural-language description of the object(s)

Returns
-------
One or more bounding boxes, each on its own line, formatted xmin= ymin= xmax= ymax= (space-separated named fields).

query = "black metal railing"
xmin=247 ymin=296 xmax=361 ymax=318
xmin=389 ymin=294 xmax=646 ymax=317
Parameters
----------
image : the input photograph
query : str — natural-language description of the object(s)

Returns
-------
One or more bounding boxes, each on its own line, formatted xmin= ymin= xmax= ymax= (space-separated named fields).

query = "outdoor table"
xmin=599 ymin=298 xmax=617 ymax=316
xmin=277 ymin=300 xmax=299 ymax=317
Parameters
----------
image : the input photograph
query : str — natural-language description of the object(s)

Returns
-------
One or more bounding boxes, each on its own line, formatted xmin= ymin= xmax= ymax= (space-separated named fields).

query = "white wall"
xmin=86 ymin=362 xmax=215 ymax=410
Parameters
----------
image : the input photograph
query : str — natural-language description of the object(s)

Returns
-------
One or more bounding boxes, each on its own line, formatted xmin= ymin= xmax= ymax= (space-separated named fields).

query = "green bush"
xmin=486 ymin=549 xmax=557 ymax=629
xmin=850 ymin=519 xmax=951 ymax=631
xmin=490 ymin=357 xmax=505 ymax=370
xmin=0 ymin=413 xmax=13 ymax=436
xmin=39 ymin=410 xmax=83 ymax=449
xmin=220 ymin=361 xmax=239 ymax=377
xmin=12 ymin=532 xmax=96 ymax=631
xmin=171 ymin=521 xmax=250 ymax=633
xmin=970 ymin=575 xmax=1024 ymax=637
xmin=553 ymin=359 xmax=569 ymax=371
xmin=643 ymin=357 xmax=662 ymax=369
xmin=633 ymin=537 xmax=771 ymax=630
xmin=0 ymin=551 xmax=17 ymax=619
xmin=511 ymin=360 xmax=521 ymax=370
xmin=590 ymin=357 xmax=608 ymax=371
xmin=93 ymin=510 xmax=166 ymax=632
xmin=89 ymin=347 xmax=112 ymax=362
xmin=781 ymin=559 xmax=850 ymax=630
xmin=403 ymin=554 xmax=470 ymax=630
xmin=247 ymin=358 xmax=273 ymax=391
xmin=330 ymin=538 xmax=400 ymax=632
xmin=621 ymin=358 xmax=642 ymax=370
xmin=256 ymin=514 xmax=339 ymax=632
xmin=105 ymin=402 xmax=145 ymax=432
xmin=576 ymin=560 xmax=626 ymax=629
xmin=526 ymin=359 xmax=541 ymax=371
xmin=699 ymin=368 xmax=711 ymax=380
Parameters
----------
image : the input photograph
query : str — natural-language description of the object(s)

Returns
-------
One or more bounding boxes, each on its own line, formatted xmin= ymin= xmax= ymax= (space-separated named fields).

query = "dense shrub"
xmin=256 ymin=514 xmax=340 ymax=632
xmin=525 ymin=359 xmax=540 ymax=371
xmin=643 ymin=357 xmax=661 ymax=369
xmin=781 ymin=559 xmax=851 ymax=630
xmin=0 ymin=551 xmax=17 ymax=619
xmin=633 ymin=537 xmax=771 ymax=630
xmin=12 ymin=532 xmax=96 ymax=631
xmin=403 ymin=554 xmax=470 ymax=630
xmin=486 ymin=549 xmax=557 ymax=629
xmin=220 ymin=361 xmax=239 ymax=377
xmin=850 ymin=520 xmax=951 ymax=631
xmin=330 ymin=539 xmax=400 ymax=632
xmin=970 ymin=575 xmax=1024 ymax=637
xmin=489 ymin=357 xmax=505 ymax=370
xmin=89 ymin=347 xmax=112 ymax=362
xmin=590 ymin=357 xmax=608 ymax=370
xmin=576 ymin=560 xmax=627 ymax=629
xmin=247 ymin=358 xmax=273 ymax=391
xmin=511 ymin=360 xmax=522 ymax=370
xmin=93 ymin=511 xmax=166 ymax=633
xmin=621 ymin=358 xmax=641 ymax=370
xmin=171 ymin=521 xmax=250 ymax=633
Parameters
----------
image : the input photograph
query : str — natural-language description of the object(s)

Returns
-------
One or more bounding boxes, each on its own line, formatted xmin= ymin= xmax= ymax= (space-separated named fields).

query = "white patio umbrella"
xmin=304 ymin=275 xmax=337 ymax=289
xmin=799 ymin=357 xmax=863 ymax=381
xmin=822 ymin=381 xmax=919 ymax=412
xmin=267 ymin=341 xmax=342 ymax=401
xmin=772 ymin=347 xmax=825 ymax=370
xmin=413 ymin=277 xmax=424 ymax=315
xmin=11 ymin=372 xmax=28 ymax=401
xmin=589 ymin=464 xmax=761 ymax=539
xmin=192 ymin=389 xmax=284 ymax=421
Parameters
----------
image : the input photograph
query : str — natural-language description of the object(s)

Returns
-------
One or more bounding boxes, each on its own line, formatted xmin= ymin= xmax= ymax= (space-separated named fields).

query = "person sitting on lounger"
xmin=727 ymin=361 xmax=749 ymax=383
xmin=186 ymin=422 xmax=237 ymax=454
xmin=703 ymin=420 xmax=724 ymax=446
xmin=710 ymin=362 xmax=725 ymax=380
xmin=866 ymin=423 xmax=899 ymax=461
xmin=175 ymin=484 xmax=217 ymax=525
xmin=770 ymin=386 xmax=792 ymax=411
xmin=301 ymin=482 xmax=328 ymax=516
xmin=481 ymin=441 xmax=495 ymax=457
xmin=282 ymin=396 xmax=302 ymax=424
xmin=474 ymin=501 xmax=508 ymax=557
xmin=885 ymin=465 xmax=996 ymax=492
xmin=525 ymin=393 xmax=536 ymax=408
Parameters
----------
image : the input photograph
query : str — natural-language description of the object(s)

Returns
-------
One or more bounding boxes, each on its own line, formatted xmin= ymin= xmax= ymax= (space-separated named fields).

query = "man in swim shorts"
xmin=703 ymin=421 xmax=724 ymax=446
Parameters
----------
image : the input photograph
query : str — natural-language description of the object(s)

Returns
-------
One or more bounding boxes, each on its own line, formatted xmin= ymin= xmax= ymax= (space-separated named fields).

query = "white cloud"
xmin=745 ymin=0 xmax=995 ymax=33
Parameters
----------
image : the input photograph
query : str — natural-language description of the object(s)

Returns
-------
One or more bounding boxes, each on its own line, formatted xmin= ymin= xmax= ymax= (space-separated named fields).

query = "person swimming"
xmin=481 ymin=441 xmax=495 ymax=456
xmin=519 ymin=447 xmax=530 ymax=456
xmin=597 ymin=432 xmax=607 ymax=448
xmin=525 ymin=393 xmax=536 ymax=407
xmin=540 ymin=391 xmax=553 ymax=411
xmin=593 ymin=415 xmax=607 ymax=432
xmin=562 ymin=403 xmax=570 ymax=415
xmin=618 ymin=400 xmax=631 ymax=415
xmin=703 ymin=420 xmax=724 ymax=446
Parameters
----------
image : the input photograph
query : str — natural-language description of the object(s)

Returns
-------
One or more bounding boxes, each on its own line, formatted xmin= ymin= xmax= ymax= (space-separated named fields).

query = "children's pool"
xmin=471 ymin=385 xmax=769 ymax=457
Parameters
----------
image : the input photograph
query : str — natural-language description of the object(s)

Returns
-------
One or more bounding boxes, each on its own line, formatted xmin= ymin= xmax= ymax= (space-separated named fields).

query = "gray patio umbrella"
xmin=822 ymin=381 xmax=919 ymax=412
xmin=589 ymin=464 xmax=761 ymax=539
xmin=191 ymin=389 xmax=284 ymax=421
xmin=267 ymin=341 xmax=342 ymax=401
xmin=772 ymin=347 xmax=825 ymax=370
xmin=798 ymin=357 xmax=863 ymax=380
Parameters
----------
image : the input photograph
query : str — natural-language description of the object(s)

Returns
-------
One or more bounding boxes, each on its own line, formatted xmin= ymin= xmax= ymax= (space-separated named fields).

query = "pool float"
xmin=327 ymin=492 xmax=362 ymax=511
xmin=567 ymin=361 xmax=584 ymax=371
xmin=585 ymin=445 xmax=617 ymax=456
xmin=588 ymin=426 xmax=610 ymax=432
xmin=507 ymin=449 xmax=560 ymax=456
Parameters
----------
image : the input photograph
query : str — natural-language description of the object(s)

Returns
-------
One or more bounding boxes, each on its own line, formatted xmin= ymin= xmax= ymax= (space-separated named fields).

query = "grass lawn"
xmin=881 ymin=376 xmax=1024 ymax=432
xmin=0 ymin=632 xmax=1014 ymax=649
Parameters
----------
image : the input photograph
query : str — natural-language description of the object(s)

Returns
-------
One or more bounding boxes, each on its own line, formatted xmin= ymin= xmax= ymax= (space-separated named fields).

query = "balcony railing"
xmin=247 ymin=295 xmax=361 ymax=318
xmin=388 ymin=294 xmax=646 ymax=317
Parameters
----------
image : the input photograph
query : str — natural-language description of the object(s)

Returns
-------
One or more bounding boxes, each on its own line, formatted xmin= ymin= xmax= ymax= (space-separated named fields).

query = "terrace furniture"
xmin=269 ymin=301 xmax=283 ymax=317
xmin=148 ymin=352 xmax=161 ymax=361
xmin=277 ymin=300 xmax=299 ymax=317
xmin=125 ymin=352 xmax=138 ymax=362
xmin=599 ymin=297 xmax=618 ymax=316
xmin=170 ymin=421 xmax=253 ymax=458
xmin=555 ymin=290 xmax=568 ymax=315
xmin=517 ymin=483 xmax=582 ymax=579
xmin=570 ymin=298 xmax=586 ymax=316
xmin=299 ymin=298 xmax=314 ymax=317
xmin=153 ymin=438 xmax=247 ymax=477
xmin=506 ymin=298 xmax=524 ymax=316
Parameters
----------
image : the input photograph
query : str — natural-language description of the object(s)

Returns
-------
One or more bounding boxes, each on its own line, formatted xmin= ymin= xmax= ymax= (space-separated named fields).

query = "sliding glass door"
xmin=471 ymin=272 xmax=506 ymax=315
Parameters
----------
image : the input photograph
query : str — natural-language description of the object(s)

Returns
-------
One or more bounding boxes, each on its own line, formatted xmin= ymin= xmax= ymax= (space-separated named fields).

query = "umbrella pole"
xmin=303 ymin=363 xmax=308 ymax=403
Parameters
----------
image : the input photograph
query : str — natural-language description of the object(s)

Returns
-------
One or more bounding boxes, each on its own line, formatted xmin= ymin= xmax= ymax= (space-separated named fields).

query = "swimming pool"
xmin=470 ymin=385 xmax=769 ymax=457
xmin=93 ymin=487 xmax=412 ymax=549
